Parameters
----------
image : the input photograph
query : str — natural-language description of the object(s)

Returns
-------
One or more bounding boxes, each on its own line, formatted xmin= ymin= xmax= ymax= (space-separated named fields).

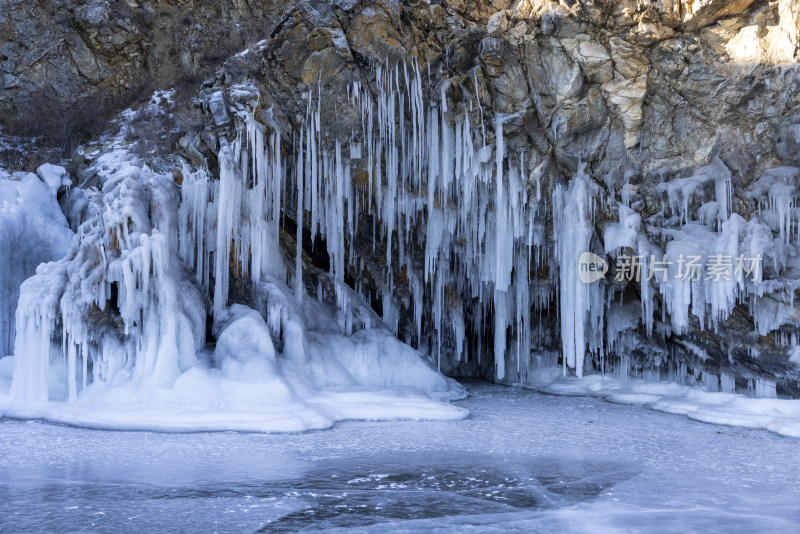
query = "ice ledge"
xmin=526 ymin=369 xmax=800 ymax=439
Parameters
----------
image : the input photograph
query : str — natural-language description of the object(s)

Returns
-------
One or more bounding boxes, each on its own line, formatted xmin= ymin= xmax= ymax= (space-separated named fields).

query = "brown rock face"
xmin=679 ymin=0 xmax=762 ymax=31
xmin=0 ymin=1 xmax=294 ymax=118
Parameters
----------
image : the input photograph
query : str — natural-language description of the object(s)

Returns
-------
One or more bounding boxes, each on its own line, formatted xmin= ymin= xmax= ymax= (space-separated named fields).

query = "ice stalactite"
xmin=333 ymin=67 xmax=550 ymax=378
xmin=294 ymin=127 xmax=305 ymax=304
xmin=212 ymin=142 xmax=243 ymax=317
xmin=553 ymin=164 xmax=604 ymax=378
xmin=178 ymin=165 xmax=216 ymax=290
xmin=11 ymin=154 xmax=206 ymax=402
xmin=180 ymin=110 xmax=290 ymax=319
xmin=10 ymin=262 xmax=67 ymax=401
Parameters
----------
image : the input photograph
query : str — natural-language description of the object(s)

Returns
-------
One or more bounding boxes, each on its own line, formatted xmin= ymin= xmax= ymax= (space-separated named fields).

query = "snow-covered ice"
xmin=0 ymin=383 xmax=797 ymax=533
xmin=36 ymin=163 xmax=72 ymax=195
xmin=534 ymin=369 xmax=800 ymax=438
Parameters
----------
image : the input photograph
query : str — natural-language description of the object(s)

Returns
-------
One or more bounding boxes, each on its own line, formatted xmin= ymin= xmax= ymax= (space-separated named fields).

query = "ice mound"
xmin=213 ymin=305 xmax=282 ymax=382
xmin=0 ymin=294 xmax=467 ymax=433
xmin=0 ymin=140 xmax=467 ymax=432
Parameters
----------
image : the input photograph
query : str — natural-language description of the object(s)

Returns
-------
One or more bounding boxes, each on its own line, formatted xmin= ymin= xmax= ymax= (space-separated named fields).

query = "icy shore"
xmin=0 ymin=383 xmax=797 ymax=533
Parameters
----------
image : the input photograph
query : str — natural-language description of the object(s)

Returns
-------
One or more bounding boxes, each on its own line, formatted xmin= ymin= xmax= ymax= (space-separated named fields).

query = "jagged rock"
xmin=524 ymin=36 xmax=584 ymax=114
xmin=479 ymin=37 xmax=530 ymax=113
xmin=207 ymin=91 xmax=231 ymax=126
xmin=561 ymin=35 xmax=613 ymax=84
xmin=487 ymin=10 xmax=510 ymax=35
xmin=349 ymin=6 xmax=407 ymax=65
xmin=68 ymin=34 xmax=110 ymax=84
xmin=679 ymin=0 xmax=762 ymax=32
xmin=553 ymin=87 xmax=607 ymax=139
xmin=0 ymin=0 xmax=291 ymax=117
xmin=774 ymin=118 xmax=800 ymax=166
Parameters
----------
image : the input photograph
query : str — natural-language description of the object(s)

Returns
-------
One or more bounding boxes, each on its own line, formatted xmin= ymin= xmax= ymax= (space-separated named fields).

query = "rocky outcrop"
xmin=0 ymin=0 xmax=295 ymax=115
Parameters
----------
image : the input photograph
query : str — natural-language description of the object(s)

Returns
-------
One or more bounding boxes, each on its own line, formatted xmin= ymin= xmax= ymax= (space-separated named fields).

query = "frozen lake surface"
xmin=1 ymin=382 xmax=798 ymax=533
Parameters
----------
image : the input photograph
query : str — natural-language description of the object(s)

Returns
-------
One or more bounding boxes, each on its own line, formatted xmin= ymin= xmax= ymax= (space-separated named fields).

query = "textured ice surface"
xmin=0 ymin=383 xmax=797 ymax=533
xmin=536 ymin=369 xmax=800 ymax=438
xmin=0 ymin=171 xmax=73 ymax=357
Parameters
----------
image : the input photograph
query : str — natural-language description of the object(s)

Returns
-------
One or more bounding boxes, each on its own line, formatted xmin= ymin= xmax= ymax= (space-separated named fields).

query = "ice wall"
xmin=0 ymin=169 xmax=73 ymax=358
xmin=194 ymin=62 xmax=797 ymax=392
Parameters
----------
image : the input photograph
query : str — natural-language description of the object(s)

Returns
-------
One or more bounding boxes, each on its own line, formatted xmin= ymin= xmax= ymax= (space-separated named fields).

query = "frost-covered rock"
xmin=207 ymin=91 xmax=231 ymax=127
xmin=36 ymin=164 xmax=71 ymax=195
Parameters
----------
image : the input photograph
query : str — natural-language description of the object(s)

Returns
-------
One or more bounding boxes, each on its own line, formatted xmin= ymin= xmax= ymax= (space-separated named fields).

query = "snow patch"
xmin=536 ymin=368 xmax=800 ymax=438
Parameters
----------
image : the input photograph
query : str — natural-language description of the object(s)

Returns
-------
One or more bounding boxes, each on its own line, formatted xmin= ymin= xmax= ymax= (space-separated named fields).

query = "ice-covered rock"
xmin=0 ymin=172 xmax=73 ymax=358
xmin=36 ymin=164 xmax=72 ymax=195
xmin=1 ymin=132 xmax=467 ymax=431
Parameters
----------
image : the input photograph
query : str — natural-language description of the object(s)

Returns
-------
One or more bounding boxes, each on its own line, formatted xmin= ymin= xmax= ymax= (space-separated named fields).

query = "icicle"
xmin=213 ymin=142 xmax=242 ymax=316
xmin=494 ymin=289 xmax=508 ymax=380
xmin=10 ymin=262 xmax=66 ymax=401
xmin=295 ymin=128 xmax=305 ymax=303
xmin=553 ymin=164 xmax=603 ymax=378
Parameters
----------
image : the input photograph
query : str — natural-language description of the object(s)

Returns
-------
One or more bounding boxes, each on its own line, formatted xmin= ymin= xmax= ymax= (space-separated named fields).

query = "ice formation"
xmin=3 ymin=54 xmax=800 ymax=433
xmin=554 ymin=165 xmax=603 ymax=378
xmin=287 ymin=66 xmax=798 ymax=396
xmin=0 ymin=169 xmax=74 ymax=358
xmin=280 ymin=67 xmax=547 ymax=383
xmin=0 ymin=107 xmax=467 ymax=431
xmin=536 ymin=371 xmax=800 ymax=438
xmin=249 ymin=64 xmax=795 ymax=393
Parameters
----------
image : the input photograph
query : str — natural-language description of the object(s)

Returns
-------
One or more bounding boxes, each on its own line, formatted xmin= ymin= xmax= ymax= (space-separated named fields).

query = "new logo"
xmin=578 ymin=252 xmax=608 ymax=284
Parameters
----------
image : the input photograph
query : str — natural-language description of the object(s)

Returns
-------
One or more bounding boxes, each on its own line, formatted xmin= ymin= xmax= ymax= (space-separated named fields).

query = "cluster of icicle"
xmin=181 ymin=62 xmax=797 ymax=384
xmin=12 ymin=59 xmax=798 ymax=401
xmin=178 ymin=64 xmax=560 ymax=381
xmin=12 ymin=163 xmax=206 ymax=401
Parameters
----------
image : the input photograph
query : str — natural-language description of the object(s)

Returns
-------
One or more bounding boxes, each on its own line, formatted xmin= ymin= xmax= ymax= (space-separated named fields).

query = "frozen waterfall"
xmin=2 ymin=59 xmax=797 ymax=433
